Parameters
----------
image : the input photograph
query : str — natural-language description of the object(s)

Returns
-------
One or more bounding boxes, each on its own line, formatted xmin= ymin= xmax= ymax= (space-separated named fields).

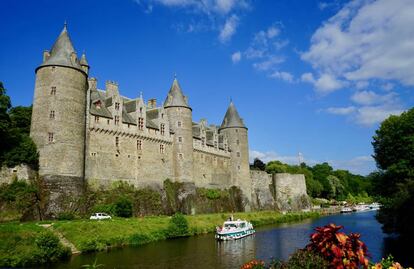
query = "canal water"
xmin=51 ymin=211 xmax=412 ymax=269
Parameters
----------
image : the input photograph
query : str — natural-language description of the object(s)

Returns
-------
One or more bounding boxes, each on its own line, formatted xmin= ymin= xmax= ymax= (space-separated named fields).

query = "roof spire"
xmin=164 ymin=77 xmax=190 ymax=109
xmin=220 ymin=101 xmax=246 ymax=130
xmin=64 ymin=20 xmax=67 ymax=29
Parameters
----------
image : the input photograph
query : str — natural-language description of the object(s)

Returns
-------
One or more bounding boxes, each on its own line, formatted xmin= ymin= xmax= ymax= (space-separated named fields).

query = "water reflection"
xmin=50 ymin=211 xmax=412 ymax=269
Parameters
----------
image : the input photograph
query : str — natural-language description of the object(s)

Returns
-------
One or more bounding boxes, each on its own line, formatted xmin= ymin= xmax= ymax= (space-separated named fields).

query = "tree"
xmin=372 ymin=108 xmax=414 ymax=237
xmin=265 ymin=160 xmax=288 ymax=174
xmin=311 ymin=163 xmax=333 ymax=198
xmin=0 ymin=82 xmax=12 ymax=162
xmin=251 ymin=158 xmax=266 ymax=171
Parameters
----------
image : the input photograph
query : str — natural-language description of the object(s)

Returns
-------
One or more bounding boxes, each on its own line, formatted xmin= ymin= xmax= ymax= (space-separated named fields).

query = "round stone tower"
xmin=30 ymin=24 xmax=88 ymax=183
xmin=164 ymin=78 xmax=194 ymax=182
xmin=219 ymin=101 xmax=251 ymax=202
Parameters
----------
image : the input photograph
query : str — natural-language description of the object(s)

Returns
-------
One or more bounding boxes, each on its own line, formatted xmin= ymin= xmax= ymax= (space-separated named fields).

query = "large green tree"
xmin=372 ymin=108 xmax=414 ymax=237
xmin=0 ymin=82 xmax=38 ymax=170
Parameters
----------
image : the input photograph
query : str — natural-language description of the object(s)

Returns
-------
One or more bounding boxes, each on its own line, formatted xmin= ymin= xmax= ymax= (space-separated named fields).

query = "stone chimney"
xmin=148 ymin=98 xmax=157 ymax=108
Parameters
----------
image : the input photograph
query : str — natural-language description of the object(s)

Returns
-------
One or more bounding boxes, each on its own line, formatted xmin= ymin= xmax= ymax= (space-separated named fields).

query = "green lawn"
xmin=0 ymin=210 xmax=320 ymax=266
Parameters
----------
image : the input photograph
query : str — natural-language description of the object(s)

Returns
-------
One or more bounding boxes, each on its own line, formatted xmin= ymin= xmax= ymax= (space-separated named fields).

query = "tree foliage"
xmin=372 ymin=108 xmax=414 ymax=237
xmin=0 ymin=82 xmax=38 ymax=169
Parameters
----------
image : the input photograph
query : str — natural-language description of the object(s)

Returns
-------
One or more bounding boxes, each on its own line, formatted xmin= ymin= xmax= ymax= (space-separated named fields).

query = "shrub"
xmin=128 ymin=233 xmax=152 ymax=246
xmin=33 ymin=232 xmax=70 ymax=264
xmin=306 ymin=223 xmax=369 ymax=269
xmin=269 ymin=249 xmax=329 ymax=269
xmin=114 ymin=196 xmax=133 ymax=218
xmin=57 ymin=212 xmax=75 ymax=220
xmin=166 ymin=213 xmax=189 ymax=238
xmin=240 ymin=259 xmax=265 ymax=269
xmin=92 ymin=204 xmax=115 ymax=215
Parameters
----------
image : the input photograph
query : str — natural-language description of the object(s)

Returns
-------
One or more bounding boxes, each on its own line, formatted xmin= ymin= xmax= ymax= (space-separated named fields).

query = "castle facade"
xmin=30 ymin=25 xmax=252 ymax=200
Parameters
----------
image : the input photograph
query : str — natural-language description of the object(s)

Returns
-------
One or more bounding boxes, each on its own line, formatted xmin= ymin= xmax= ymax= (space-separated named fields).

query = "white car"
xmin=89 ymin=213 xmax=112 ymax=220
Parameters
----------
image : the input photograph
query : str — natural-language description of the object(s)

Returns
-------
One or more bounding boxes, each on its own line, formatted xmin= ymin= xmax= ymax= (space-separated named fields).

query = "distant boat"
xmin=340 ymin=207 xmax=353 ymax=213
xmin=215 ymin=219 xmax=255 ymax=241
xmin=369 ymin=202 xmax=381 ymax=210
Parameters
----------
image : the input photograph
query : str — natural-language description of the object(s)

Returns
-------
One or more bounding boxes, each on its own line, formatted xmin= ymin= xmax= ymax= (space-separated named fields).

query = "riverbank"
xmin=0 ymin=211 xmax=320 ymax=267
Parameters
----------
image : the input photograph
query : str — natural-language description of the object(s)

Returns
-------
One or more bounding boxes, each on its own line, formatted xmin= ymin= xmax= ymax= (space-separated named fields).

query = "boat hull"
xmin=215 ymin=228 xmax=255 ymax=241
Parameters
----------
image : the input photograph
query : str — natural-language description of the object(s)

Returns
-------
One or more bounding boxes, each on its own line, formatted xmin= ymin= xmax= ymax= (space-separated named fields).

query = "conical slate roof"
xmin=38 ymin=24 xmax=82 ymax=71
xmin=80 ymin=52 xmax=89 ymax=66
xmin=163 ymin=78 xmax=190 ymax=108
xmin=220 ymin=101 xmax=246 ymax=129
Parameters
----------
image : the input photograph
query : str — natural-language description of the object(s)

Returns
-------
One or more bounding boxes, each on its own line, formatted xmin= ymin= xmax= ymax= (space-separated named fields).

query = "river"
xmin=51 ymin=211 xmax=412 ymax=268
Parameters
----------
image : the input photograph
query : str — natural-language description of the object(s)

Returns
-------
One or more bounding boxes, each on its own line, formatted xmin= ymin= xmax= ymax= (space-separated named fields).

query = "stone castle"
xmin=29 ymin=24 xmax=309 ymax=212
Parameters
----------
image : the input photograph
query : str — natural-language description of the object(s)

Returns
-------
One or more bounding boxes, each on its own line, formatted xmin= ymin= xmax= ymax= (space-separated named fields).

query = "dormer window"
xmin=94 ymin=116 xmax=99 ymax=123
xmin=139 ymin=107 xmax=143 ymax=114
xmin=94 ymin=100 xmax=102 ymax=109
xmin=115 ymin=102 xmax=120 ymax=110
xmin=114 ymin=116 xmax=119 ymax=125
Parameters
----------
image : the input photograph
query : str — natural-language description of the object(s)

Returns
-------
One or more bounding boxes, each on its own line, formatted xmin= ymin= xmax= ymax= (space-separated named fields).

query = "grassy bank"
xmin=0 ymin=211 xmax=320 ymax=267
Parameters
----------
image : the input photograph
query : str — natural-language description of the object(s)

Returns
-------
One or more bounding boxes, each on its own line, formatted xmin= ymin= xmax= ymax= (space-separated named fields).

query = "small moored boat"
xmin=215 ymin=219 xmax=255 ymax=241
xmin=340 ymin=207 xmax=353 ymax=213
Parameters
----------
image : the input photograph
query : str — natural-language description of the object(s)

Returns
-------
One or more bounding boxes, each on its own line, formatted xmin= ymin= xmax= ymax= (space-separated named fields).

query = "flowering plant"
xmin=306 ymin=223 xmax=369 ymax=269
xmin=240 ymin=259 xmax=265 ymax=269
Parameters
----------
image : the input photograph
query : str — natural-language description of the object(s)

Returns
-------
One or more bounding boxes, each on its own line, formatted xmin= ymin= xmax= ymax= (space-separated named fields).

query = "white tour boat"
xmin=215 ymin=219 xmax=255 ymax=241
xmin=340 ymin=207 xmax=353 ymax=213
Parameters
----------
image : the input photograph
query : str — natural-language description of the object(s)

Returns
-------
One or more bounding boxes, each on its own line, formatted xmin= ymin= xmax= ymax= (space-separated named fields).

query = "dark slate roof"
xmin=122 ymin=109 xmax=136 ymax=125
xmin=124 ymin=100 xmax=136 ymax=113
xmin=89 ymin=90 xmax=113 ymax=118
xmin=38 ymin=24 xmax=83 ymax=72
xmin=146 ymin=108 xmax=160 ymax=120
xmin=163 ymin=78 xmax=190 ymax=108
xmin=220 ymin=102 xmax=246 ymax=129
xmin=105 ymin=97 xmax=113 ymax=107
xmin=193 ymin=125 xmax=201 ymax=138
xmin=146 ymin=119 xmax=159 ymax=130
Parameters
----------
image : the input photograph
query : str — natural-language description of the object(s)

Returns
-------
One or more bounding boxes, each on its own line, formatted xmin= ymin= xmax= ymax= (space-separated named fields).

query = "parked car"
xmin=90 ymin=213 xmax=112 ymax=220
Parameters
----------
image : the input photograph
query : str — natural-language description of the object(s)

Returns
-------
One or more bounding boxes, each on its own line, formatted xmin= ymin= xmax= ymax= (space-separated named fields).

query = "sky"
xmin=1 ymin=0 xmax=414 ymax=175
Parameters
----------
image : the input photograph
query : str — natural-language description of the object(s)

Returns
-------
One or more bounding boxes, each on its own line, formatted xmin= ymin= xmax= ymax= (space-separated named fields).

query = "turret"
xmin=219 ymin=101 xmax=251 ymax=204
xmin=30 ymin=23 xmax=88 ymax=183
xmin=80 ymin=52 xmax=89 ymax=75
xmin=164 ymin=78 xmax=194 ymax=182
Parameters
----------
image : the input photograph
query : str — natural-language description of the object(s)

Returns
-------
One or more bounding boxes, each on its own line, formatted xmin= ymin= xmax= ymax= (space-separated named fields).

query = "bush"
xmin=128 ymin=233 xmax=152 ymax=246
xmin=114 ymin=196 xmax=133 ymax=218
xmin=33 ymin=232 xmax=70 ymax=264
xmin=269 ymin=249 xmax=329 ymax=269
xmin=306 ymin=223 xmax=369 ymax=269
xmin=166 ymin=213 xmax=189 ymax=238
xmin=92 ymin=204 xmax=115 ymax=215
xmin=57 ymin=212 xmax=75 ymax=220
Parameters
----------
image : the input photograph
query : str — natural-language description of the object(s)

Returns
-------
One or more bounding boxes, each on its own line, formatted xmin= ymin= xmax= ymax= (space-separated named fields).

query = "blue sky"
xmin=1 ymin=0 xmax=414 ymax=175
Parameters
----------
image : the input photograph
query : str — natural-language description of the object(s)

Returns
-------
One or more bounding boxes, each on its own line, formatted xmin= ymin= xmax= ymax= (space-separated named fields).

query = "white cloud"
xmin=325 ymin=106 xmax=356 ymax=115
xmin=219 ymin=15 xmax=239 ymax=43
xmin=350 ymin=90 xmax=397 ymax=106
xmin=301 ymin=72 xmax=344 ymax=93
xmin=253 ymin=56 xmax=284 ymax=71
xmin=270 ymin=71 xmax=294 ymax=83
xmin=355 ymin=105 xmax=404 ymax=126
xmin=231 ymin=51 xmax=241 ymax=63
xmin=250 ymin=150 xmax=376 ymax=175
xmin=302 ymin=0 xmax=414 ymax=92
xmin=266 ymin=26 xmax=280 ymax=39
xmin=136 ymin=0 xmax=250 ymax=42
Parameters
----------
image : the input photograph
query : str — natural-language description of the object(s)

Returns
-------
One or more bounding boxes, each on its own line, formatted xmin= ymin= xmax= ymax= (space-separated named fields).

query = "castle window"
xmin=160 ymin=124 xmax=165 ymax=135
xmin=161 ymin=113 xmax=164 ymax=119
xmin=107 ymin=119 xmax=110 ymax=125
xmin=94 ymin=100 xmax=101 ymax=109
xmin=139 ymin=107 xmax=143 ymax=114
xmin=91 ymin=152 xmax=97 ymax=156
xmin=237 ymin=152 xmax=240 ymax=157
xmin=238 ymin=165 xmax=241 ymax=170
xmin=50 ymin=87 xmax=56 ymax=95
xmin=115 ymin=137 xmax=119 ymax=147
xmin=94 ymin=116 xmax=99 ymax=123
xmin=138 ymin=117 xmax=144 ymax=130
xmin=236 ymin=139 xmax=239 ymax=145
xmin=160 ymin=144 xmax=165 ymax=154
xmin=48 ymin=132 xmax=54 ymax=143
xmin=49 ymin=110 xmax=55 ymax=119
xmin=177 ymin=121 xmax=182 ymax=128
xmin=127 ymin=124 xmax=130 ymax=128
xmin=178 ymin=136 xmax=182 ymax=143
xmin=115 ymin=116 xmax=119 ymax=125
xmin=115 ymin=102 xmax=120 ymax=110
xmin=179 ymin=153 xmax=183 ymax=159
xmin=137 ymin=140 xmax=142 ymax=150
